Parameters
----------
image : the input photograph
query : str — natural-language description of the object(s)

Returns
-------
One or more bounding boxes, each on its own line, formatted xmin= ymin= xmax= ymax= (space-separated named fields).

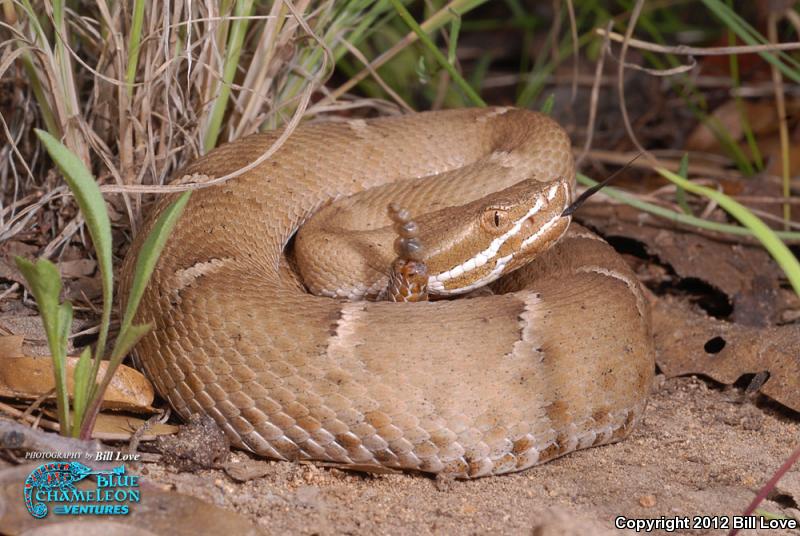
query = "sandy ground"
xmin=2 ymin=369 xmax=799 ymax=535
xmin=131 ymin=375 xmax=800 ymax=535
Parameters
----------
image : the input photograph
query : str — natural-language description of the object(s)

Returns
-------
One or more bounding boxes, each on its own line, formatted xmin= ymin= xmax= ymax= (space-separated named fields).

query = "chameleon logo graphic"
xmin=23 ymin=462 xmax=127 ymax=518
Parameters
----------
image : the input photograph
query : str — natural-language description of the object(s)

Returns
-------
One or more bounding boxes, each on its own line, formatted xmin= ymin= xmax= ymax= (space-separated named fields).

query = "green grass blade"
xmin=725 ymin=0 xmax=763 ymax=171
xmin=675 ymin=153 xmax=692 ymax=215
xmin=203 ymin=0 xmax=255 ymax=151
xmin=576 ymin=173 xmax=800 ymax=242
xmin=115 ymin=191 xmax=191 ymax=346
xmin=56 ymin=301 xmax=73 ymax=434
xmin=539 ymin=93 xmax=555 ymax=115
xmin=35 ymin=129 xmax=113 ymax=382
xmin=656 ymin=168 xmax=800 ymax=296
xmin=388 ymin=0 xmax=486 ymax=107
xmin=80 ymin=323 xmax=151 ymax=440
xmin=447 ymin=13 xmax=461 ymax=66
xmin=110 ymin=323 xmax=152 ymax=364
xmin=56 ymin=301 xmax=72 ymax=373
xmin=125 ymin=0 xmax=147 ymax=89
xmin=14 ymin=257 xmax=70 ymax=432
xmin=71 ymin=346 xmax=92 ymax=437
xmin=702 ymin=0 xmax=800 ymax=84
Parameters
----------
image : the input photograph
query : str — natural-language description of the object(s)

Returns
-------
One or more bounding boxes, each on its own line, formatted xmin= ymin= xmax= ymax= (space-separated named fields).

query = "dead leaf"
xmin=0 ymin=315 xmax=92 ymax=356
xmin=90 ymin=412 xmax=178 ymax=440
xmin=65 ymin=275 xmax=103 ymax=301
xmin=57 ymin=258 xmax=96 ymax=278
xmin=749 ymin=126 xmax=800 ymax=178
xmin=687 ymin=99 xmax=780 ymax=151
xmin=579 ymin=204 xmax=790 ymax=326
xmin=652 ymin=296 xmax=800 ymax=412
xmin=0 ymin=241 xmax=38 ymax=287
xmin=0 ymin=335 xmax=23 ymax=356
xmin=0 ymin=355 xmax=154 ymax=412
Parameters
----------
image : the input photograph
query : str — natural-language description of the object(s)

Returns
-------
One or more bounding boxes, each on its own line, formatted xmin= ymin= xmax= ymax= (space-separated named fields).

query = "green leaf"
xmin=81 ymin=323 xmax=152 ymax=440
xmin=35 ymin=129 xmax=113 ymax=377
xmin=447 ymin=13 xmax=461 ymax=66
xmin=702 ymin=0 xmax=800 ymax=85
xmin=14 ymin=257 xmax=61 ymax=329
xmin=71 ymin=346 xmax=93 ymax=437
xmin=539 ymin=94 xmax=555 ymax=115
xmin=115 ymin=191 xmax=191 ymax=350
xmin=577 ymin=173 xmax=800 ymax=241
xmin=675 ymin=153 xmax=692 ymax=215
xmin=56 ymin=302 xmax=72 ymax=366
xmin=56 ymin=302 xmax=73 ymax=429
xmin=110 ymin=323 xmax=152 ymax=364
xmin=416 ymin=56 xmax=429 ymax=85
xmin=202 ymin=0 xmax=255 ymax=151
xmin=125 ymin=0 xmax=147 ymax=88
xmin=14 ymin=257 xmax=71 ymax=432
xmin=656 ymin=168 xmax=800 ymax=297
xmin=389 ymin=0 xmax=486 ymax=106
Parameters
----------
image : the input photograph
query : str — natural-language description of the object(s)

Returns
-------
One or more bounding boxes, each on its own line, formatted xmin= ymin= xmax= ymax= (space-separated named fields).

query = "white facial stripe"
xmin=547 ymin=182 xmax=560 ymax=200
xmin=431 ymin=197 xmax=544 ymax=284
xmin=520 ymin=212 xmax=561 ymax=249
xmin=520 ymin=182 xmax=569 ymax=249
xmin=429 ymin=253 xmax=513 ymax=295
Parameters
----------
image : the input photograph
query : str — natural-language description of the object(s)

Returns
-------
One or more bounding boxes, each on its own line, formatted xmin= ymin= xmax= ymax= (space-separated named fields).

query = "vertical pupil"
xmin=494 ymin=211 xmax=500 ymax=226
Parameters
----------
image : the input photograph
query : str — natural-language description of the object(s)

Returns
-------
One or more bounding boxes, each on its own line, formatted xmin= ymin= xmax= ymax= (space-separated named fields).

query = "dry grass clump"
xmin=0 ymin=0 xmax=445 ymax=245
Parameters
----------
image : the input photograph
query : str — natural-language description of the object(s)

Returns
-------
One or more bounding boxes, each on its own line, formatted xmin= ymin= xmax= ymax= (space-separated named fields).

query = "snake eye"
xmin=481 ymin=208 xmax=511 ymax=234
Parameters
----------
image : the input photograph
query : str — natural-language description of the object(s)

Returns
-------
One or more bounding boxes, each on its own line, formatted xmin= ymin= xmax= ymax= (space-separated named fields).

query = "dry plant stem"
xmin=616 ymin=0 xmax=658 ymax=167
xmin=231 ymin=0 xmax=287 ymax=139
xmin=322 ymin=0 xmax=480 ymax=105
xmin=787 ymin=9 xmax=800 ymax=38
xmin=0 ymin=283 xmax=20 ymax=302
xmin=748 ymin=207 xmax=800 ymax=230
xmin=575 ymin=21 xmax=611 ymax=167
xmin=48 ymin=0 xmax=91 ymax=167
xmin=19 ymin=391 xmax=53 ymax=424
xmin=269 ymin=0 xmax=332 ymax=124
xmin=597 ymin=27 xmax=800 ymax=56
xmin=577 ymin=174 xmax=800 ymax=242
xmin=611 ymin=54 xmax=696 ymax=76
xmin=98 ymin=84 xmax=314 ymax=195
xmin=550 ymin=0 xmax=561 ymax=69
xmin=565 ymin=0 xmax=578 ymax=101
xmin=388 ymin=0 xmax=484 ymax=106
xmin=202 ymin=0 xmax=255 ymax=152
xmin=583 ymin=149 xmax=755 ymax=181
xmin=768 ymin=11 xmax=792 ymax=227
xmin=728 ymin=444 xmax=800 ymax=536
xmin=337 ymin=38 xmax=414 ymax=113
xmin=0 ymin=403 xmax=60 ymax=432
xmin=735 ymin=196 xmax=800 ymax=205
xmin=0 ymin=85 xmax=36 ymax=183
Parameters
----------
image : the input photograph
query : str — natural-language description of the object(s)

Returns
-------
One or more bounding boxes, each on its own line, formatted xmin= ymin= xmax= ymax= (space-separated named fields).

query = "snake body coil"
xmin=121 ymin=108 xmax=654 ymax=478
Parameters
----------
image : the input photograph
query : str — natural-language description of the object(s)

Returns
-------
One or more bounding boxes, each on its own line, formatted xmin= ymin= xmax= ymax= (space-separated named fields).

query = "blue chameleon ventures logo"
xmin=23 ymin=461 xmax=140 ymax=518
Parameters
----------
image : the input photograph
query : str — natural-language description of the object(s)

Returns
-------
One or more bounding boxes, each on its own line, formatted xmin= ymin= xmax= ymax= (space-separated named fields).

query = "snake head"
xmin=420 ymin=177 xmax=572 ymax=295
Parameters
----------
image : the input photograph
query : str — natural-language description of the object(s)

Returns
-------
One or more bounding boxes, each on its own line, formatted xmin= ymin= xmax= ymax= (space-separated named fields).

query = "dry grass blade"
xmin=597 ymin=27 xmax=800 ymax=56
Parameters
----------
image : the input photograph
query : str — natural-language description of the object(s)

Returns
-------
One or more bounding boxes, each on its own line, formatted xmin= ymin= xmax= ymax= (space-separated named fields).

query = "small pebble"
xmin=639 ymin=494 xmax=657 ymax=508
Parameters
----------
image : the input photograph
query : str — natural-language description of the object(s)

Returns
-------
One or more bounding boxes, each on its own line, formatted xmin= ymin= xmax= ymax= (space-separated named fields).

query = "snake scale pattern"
xmin=121 ymin=107 xmax=654 ymax=478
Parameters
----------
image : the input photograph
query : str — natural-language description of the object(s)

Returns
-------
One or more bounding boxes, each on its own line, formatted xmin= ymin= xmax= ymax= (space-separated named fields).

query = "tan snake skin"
xmin=120 ymin=108 xmax=654 ymax=478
